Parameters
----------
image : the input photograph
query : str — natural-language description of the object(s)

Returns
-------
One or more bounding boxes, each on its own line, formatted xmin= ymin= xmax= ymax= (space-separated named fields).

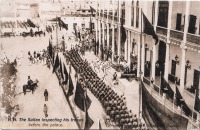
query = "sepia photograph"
xmin=0 ymin=0 xmax=200 ymax=129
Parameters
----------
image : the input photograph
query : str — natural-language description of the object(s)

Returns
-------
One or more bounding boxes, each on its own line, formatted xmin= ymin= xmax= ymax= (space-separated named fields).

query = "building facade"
xmin=95 ymin=0 xmax=200 ymax=127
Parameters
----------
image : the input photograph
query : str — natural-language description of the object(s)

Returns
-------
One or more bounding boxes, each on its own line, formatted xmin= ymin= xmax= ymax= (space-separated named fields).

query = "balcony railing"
xmin=170 ymin=29 xmax=184 ymax=40
xmin=187 ymin=33 xmax=200 ymax=45
xmin=156 ymin=26 xmax=167 ymax=36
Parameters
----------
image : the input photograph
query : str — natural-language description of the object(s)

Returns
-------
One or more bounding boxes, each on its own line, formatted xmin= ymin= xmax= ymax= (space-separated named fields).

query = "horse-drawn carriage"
xmin=23 ymin=79 xmax=39 ymax=95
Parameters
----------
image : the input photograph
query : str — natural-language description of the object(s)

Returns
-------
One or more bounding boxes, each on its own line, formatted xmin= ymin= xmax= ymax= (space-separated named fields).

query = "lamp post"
xmin=174 ymin=55 xmax=179 ymax=84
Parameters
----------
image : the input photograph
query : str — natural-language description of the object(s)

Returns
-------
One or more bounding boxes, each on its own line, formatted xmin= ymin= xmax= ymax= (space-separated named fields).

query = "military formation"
xmin=64 ymin=47 xmax=146 ymax=129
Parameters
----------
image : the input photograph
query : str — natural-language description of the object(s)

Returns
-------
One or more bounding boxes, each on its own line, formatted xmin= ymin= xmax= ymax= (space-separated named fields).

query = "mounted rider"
xmin=27 ymin=76 xmax=33 ymax=87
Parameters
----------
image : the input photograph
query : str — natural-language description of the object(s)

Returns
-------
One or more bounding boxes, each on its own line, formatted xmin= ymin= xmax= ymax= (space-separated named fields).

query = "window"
xmin=136 ymin=1 xmax=139 ymax=28
xmin=131 ymin=0 xmax=134 ymax=26
xmin=157 ymin=1 xmax=169 ymax=27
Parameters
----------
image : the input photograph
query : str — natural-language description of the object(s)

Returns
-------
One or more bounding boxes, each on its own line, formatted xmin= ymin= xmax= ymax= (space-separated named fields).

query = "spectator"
xmin=44 ymin=89 xmax=48 ymax=101
xmin=43 ymin=104 xmax=48 ymax=118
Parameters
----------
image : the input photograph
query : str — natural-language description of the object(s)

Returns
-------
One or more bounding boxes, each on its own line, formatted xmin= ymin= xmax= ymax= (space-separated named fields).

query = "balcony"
xmin=170 ymin=29 xmax=184 ymax=40
xmin=187 ymin=33 xmax=200 ymax=45
xmin=156 ymin=26 xmax=167 ymax=36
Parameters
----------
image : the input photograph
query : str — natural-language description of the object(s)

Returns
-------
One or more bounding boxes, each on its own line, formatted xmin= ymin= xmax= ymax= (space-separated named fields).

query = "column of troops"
xmin=64 ymin=47 xmax=146 ymax=129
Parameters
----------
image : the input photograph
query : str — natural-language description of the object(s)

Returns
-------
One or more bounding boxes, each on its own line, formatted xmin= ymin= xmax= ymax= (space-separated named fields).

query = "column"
xmin=112 ymin=0 xmax=115 ymax=21
xmin=151 ymin=43 xmax=157 ymax=80
xmin=133 ymin=0 xmax=136 ymax=28
xmin=124 ymin=31 xmax=128 ymax=61
xmin=164 ymin=43 xmax=170 ymax=81
xmin=117 ymin=26 xmax=121 ymax=56
xmin=137 ymin=34 xmax=141 ymax=77
xmin=107 ymin=0 xmax=110 ymax=20
xmin=102 ymin=22 xmax=105 ymax=60
xmin=99 ymin=0 xmax=101 ymax=18
xmin=151 ymin=0 xmax=159 ymax=81
xmin=112 ymin=24 xmax=115 ymax=61
xmin=164 ymin=1 xmax=172 ymax=81
xmin=127 ymin=31 xmax=131 ymax=65
xmin=98 ymin=21 xmax=101 ymax=56
xmin=117 ymin=0 xmax=121 ymax=56
xmin=107 ymin=23 xmax=109 ymax=50
xmin=180 ymin=48 xmax=186 ymax=91
xmin=180 ymin=1 xmax=190 ymax=91
xmin=141 ymin=36 xmax=145 ymax=78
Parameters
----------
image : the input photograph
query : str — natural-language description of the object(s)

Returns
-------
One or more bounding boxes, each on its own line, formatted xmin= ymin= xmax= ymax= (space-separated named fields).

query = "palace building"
xmin=95 ymin=0 xmax=200 ymax=127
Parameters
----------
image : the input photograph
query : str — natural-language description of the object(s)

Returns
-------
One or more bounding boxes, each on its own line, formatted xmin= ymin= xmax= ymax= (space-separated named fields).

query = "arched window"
xmin=136 ymin=1 xmax=139 ymax=28
xmin=157 ymin=1 xmax=169 ymax=27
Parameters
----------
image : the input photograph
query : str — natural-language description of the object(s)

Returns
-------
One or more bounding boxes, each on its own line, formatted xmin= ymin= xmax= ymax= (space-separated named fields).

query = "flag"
xmin=160 ymin=76 xmax=174 ymax=100
xmin=90 ymin=6 xmax=96 ymax=16
xmin=143 ymin=12 xmax=158 ymax=45
xmin=176 ymin=86 xmax=191 ymax=116
xmin=52 ymin=52 xmax=55 ymax=64
xmin=63 ymin=63 xmax=68 ymax=82
xmin=67 ymin=74 xmax=74 ymax=96
xmin=84 ymin=91 xmax=94 ymax=130
xmin=74 ymin=82 xmax=91 ymax=111
xmin=48 ymin=39 xmax=52 ymax=58
xmin=59 ymin=59 xmax=64 ymax=79
xmin=98 ymin=119 xmax=102 ymax=130
xmin=120 ymin=6 xmax=126 ymax=44
xmin=53 ymin=53 xmax=59 ymax=73
xmin=194 ymin=92 xmax=200 ymax=112
xmin=176 ymin=86 xmax=183 ymax=107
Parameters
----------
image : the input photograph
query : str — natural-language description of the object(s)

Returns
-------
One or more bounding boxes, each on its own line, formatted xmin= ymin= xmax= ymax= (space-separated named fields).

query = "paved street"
xmin=0 ymin=34 xmax=78 ymax=129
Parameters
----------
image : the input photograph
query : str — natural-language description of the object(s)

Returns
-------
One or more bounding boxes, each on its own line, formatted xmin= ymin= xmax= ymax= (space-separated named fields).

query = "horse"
xmin=23 ymin=79 xmax=39 ymax=95
xmin=34 ymin=31 xmax=44 ymax=37
xmin=21 ymin=32 xmax=31 ymax=37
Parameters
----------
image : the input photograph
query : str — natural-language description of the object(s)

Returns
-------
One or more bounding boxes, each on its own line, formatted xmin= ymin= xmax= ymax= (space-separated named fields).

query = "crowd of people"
xmin=64 ymin=47 xmax=146 ymax=129
xmin=27 ymin=50 xmax=48 ymax=66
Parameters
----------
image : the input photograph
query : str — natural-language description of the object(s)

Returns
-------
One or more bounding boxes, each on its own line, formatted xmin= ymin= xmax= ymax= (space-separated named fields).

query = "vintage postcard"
xmin=0 ymin=0 xmax=199 ymax=129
